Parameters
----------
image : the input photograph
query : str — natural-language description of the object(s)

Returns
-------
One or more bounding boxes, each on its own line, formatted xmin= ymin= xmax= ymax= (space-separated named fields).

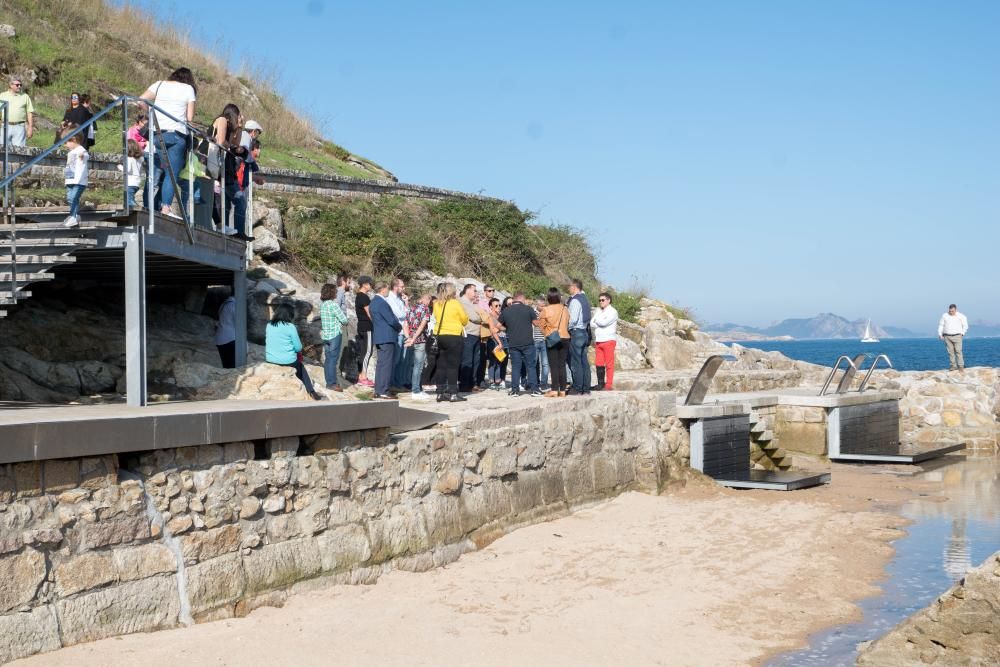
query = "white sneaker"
xmin=223 ymin=227 xmax=238 ymax=236
xmin=62 ymin=216 xmax=79 ymax=228
xmin=411 ymin=391 xmax=432 ymax=401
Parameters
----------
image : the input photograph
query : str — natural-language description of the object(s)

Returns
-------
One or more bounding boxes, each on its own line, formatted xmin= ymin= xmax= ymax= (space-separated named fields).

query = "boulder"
xmin=253 ymin=228 xmax=282 ymax=260
xmin=0 ymin=25 xmax=15 ymax=38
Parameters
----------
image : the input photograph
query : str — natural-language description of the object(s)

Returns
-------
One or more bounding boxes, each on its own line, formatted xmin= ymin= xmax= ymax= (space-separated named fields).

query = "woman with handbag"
xmin=210 ymin=103 xmax=247 ymax=236
xmin=536 ymin=288 xmax=571 ymax=397
xmin=431 ymin=282 xmax=469 ymax=403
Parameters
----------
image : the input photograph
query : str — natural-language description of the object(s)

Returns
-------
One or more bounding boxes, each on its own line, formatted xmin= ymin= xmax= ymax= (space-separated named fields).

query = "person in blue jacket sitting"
xmin=369 ymin=282 xmax=403 ymax=399
xmin=265 ymin=301 xmax=323 ymax=400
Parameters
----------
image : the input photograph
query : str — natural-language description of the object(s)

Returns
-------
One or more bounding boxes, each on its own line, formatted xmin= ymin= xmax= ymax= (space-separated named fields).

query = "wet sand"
xmin=14 ymin=466 xmax=926 ymax=667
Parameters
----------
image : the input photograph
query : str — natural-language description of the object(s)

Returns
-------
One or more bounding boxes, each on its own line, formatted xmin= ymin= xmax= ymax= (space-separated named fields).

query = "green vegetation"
xmin=0 ymin=0 xmax=391 ymax=179
xmin=280 ymin=194 xmax=599 ymax=295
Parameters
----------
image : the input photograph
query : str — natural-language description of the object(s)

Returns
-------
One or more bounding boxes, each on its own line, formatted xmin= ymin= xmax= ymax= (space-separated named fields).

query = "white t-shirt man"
xmin=143 ymin=80 xmax=196 ymax=134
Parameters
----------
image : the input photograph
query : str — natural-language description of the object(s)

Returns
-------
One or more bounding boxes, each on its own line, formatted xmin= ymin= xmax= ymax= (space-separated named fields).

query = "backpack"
xmin=340 ymin=339 xmax=359 ymax=383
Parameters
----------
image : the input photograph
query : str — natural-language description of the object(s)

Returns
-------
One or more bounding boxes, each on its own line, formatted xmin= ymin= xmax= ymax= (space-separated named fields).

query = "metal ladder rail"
xmin=819 ymin=355 xmax=860 ymax=396
xmin=834 ymin=354 xmax=868 ymax=393
xmin=858 ymin=354 xmax=893 ymax=393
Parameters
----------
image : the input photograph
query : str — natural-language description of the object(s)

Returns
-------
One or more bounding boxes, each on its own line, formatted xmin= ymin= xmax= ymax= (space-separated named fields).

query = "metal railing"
xmin=819 ymin=355 xmax=862 ymax=396
xmin=858 ymin=354 xmax=893 ymax=393
xmin=0 ymin=94 xmax=257 ymax=307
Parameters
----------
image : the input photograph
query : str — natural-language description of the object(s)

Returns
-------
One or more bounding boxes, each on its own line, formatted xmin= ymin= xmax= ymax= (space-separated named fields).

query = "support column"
xmin=125 ymin=227 xmax=148 ymax=406
xmin=234 ymin=269 xmax=247 ymax=367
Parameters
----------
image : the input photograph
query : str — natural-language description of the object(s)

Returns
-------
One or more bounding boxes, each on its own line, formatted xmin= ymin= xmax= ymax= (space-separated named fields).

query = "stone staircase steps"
xmin=0 ymin=256 xmax=77 ymax=272
xmin=748 ymin=410 xmax=791 ymax=471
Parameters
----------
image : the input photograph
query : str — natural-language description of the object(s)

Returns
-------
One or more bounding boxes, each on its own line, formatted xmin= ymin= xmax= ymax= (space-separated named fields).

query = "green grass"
xmin=1 ymin=0 xmax=391 ymax=180
xmin=277 ymin=193 xmax=601 ymax=296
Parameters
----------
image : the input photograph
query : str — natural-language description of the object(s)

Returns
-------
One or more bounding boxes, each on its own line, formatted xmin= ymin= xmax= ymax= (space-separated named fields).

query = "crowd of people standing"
xmin=295 ymin=275 xmax=620 ymax=402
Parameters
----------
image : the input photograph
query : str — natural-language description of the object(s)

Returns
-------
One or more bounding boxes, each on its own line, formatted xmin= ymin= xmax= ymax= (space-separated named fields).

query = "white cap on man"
xmin=244 ymin=120 xmax=263 ymax=133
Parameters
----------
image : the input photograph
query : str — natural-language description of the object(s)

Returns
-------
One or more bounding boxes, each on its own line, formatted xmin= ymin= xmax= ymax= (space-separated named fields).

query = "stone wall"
xmin=0 ymin=392 xmax=688 ymax=663
xmin=857 ymin=549 xmax=1000 ymax=665
xmin=886 ymin=368 xmax=1000 ymax=452
xmin=772 ymin=405 xmax=827 ymax=457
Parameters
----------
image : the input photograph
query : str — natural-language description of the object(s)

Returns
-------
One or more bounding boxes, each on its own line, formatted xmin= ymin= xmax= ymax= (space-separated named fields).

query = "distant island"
xmin=704 ymin=313 xmax=923 ymax=341
xmin=706 ymin=312 xmax=1000 ymax=340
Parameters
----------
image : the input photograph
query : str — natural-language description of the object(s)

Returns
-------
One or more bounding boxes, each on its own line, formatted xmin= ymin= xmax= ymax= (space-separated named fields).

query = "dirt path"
xmin=15 ymin=467 xmax=922 ymax=667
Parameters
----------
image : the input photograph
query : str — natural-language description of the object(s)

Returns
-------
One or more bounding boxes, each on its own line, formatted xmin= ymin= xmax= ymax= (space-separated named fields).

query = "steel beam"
xmin=234 ymin=270 xmax=247 ymax=367
xmin=124 ymin=227 xmax=147 ymax=406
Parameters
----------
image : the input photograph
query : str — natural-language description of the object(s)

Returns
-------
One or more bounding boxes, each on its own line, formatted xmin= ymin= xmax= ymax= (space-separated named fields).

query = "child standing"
xmin=62 ymin=124 xmax=88 ymax=228
xmin=123 ymin=139 xmax=143 ymax=209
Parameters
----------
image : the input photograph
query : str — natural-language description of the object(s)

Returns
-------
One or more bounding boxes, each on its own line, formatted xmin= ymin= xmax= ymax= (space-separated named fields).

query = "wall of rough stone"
xmin=0 ymin=392 xmax=688 ymax=663
xmin=886 ymin=368 xmax=1000 ymax=452
xmin=857 ymin=549 xmax=1000 ymax=666
xmin=772 ymin=405 xmax=828 ymax=457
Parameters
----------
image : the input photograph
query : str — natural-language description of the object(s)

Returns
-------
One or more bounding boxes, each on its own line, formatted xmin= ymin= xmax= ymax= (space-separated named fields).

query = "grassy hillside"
xmin=278 ymin=194 xmax=603 ymax=298
xmin=0 ymin=0 xmax=390 ymax=179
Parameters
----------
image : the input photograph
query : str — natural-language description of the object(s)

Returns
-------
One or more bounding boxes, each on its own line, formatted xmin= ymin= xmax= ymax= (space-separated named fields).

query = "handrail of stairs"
xmin=857 ymin=354 xmax=893 ymax=393
xmin=0 ymin=94 xmax=232 ymax=247
xmin=819 ymin=355 xmax=860 ymax=396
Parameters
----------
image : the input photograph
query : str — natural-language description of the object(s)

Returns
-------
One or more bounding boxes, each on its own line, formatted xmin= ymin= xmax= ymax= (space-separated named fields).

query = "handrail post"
xmin=147 ymin=126 xmax=155 ymax=236
xmin=121 ymin=99 xmax=129 ymax=215
xmin=220 ymin=153 xmax=227 ymax=234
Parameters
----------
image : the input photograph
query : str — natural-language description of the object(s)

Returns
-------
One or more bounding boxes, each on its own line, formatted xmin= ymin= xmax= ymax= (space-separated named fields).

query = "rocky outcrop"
xmin=858 ymin=550 xmax=1000 ymax=666
xmin=885 ymin=368 xmax=1000 ymax=451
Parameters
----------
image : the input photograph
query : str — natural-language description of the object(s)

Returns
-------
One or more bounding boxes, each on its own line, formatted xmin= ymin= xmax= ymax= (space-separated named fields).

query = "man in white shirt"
xmin=386 ymin=278 xmax=410 ymax=388
xmin=937 ymin=303 xmax=969 ymax=371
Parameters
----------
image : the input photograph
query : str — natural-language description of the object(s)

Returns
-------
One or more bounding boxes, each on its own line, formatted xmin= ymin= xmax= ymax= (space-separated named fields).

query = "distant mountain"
xmin=968 ymin=320 xmax=1000 ymax=338
xmin=706 ymin=313 xmax=926 ymax=340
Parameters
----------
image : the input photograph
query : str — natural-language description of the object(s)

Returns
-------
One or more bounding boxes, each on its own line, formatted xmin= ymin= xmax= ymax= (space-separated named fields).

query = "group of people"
xmin=0 ymin=71 xmax=265 ymax=233
xmin=264 ymin=275 xmax=620 ymax=402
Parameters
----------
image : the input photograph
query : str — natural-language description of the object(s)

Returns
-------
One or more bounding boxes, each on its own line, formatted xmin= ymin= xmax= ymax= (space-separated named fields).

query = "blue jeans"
xmin=459 ymin=334 xmax=480 ymax=392
xmin=393 ymin=332 xmax=410 ymax=387
xmin=409 ymin=343 xmax=427 ymax=393
xmin=225 ymin=181 xmax=246 ymax=235
xmin=534 ymin=340 xmax=550 ymax=389
xmin=323 ymin=335 xmax=342 ymax=387
xmin=66 ymin=184 xmax=86 ymax=217
xmin=569 ymin=329 xmax=591 ymax=393
xmin=509 ymin=344 xmax=538 ymax=393
xmin=153 ymin=131 xmax=188 ymax=210
xmin=126 ymin=185 xmax=139 ymax=208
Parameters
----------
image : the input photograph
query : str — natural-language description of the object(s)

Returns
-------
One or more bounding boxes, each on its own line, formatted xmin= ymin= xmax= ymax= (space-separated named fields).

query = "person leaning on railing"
xmin=139 ymin=67 xmax=197 ymax=217
xmin=211 ymin=103 xmax=250 ymax=237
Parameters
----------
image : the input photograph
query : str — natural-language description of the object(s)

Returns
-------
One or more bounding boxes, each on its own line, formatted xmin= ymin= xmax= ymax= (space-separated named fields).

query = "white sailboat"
xmin=861 ymin=319 xmax=879 ymax=343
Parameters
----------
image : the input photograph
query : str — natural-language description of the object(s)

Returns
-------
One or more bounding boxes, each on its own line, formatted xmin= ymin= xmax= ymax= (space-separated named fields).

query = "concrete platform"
xmin=699 ymin=386 xmax=903 ymax=409
xmin=830 ymin=442 xmax=966 ymax=464
xmin=0 ymin=399 xmax=444 ymax=464
xmin=714 ymin=470 xmax=831 ymax=491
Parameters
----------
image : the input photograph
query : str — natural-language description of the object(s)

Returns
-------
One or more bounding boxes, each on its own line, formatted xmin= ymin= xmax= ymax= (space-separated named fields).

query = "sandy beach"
xmin=12 ymin=463 xmax=929 ymax=667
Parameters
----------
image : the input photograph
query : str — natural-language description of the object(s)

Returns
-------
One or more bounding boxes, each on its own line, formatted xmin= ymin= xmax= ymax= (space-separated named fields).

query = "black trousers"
xmin=217 ymin=341 xmax=236 ymax=369
xmin=434 ymin=335 xmax=463 ymax=395
xmin=546 ymin=339 xmax=569 ymax=392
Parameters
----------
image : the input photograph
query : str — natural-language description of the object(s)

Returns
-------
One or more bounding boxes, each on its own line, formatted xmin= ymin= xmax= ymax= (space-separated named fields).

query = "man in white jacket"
xmin=591 ymin=292 xmax=619 ymax=390
xmin=937 ymin=303 xmax=969 ymax=371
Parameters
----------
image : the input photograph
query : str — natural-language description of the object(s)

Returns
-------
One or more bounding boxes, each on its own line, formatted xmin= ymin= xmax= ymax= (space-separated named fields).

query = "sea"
xmin=728 ymin=337 xmax=1000 ymax=372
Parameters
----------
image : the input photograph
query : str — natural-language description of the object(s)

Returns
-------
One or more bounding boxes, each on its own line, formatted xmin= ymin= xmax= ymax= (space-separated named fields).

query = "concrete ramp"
xmin=392 ymin=406 xmax=447 ymax=433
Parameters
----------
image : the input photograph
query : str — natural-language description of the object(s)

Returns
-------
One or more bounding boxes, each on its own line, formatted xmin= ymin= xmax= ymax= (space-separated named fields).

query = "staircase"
xmin=0 ymin=219 xmax=112 ymax=318
xmin=749 ymin=409 xmax=791 ymax=471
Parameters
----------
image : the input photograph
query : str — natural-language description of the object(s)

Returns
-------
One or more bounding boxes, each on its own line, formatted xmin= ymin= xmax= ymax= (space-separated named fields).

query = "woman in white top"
xmin=139 ymin=67 xmax=197 ymax=216
xmin=591 ymin=292 xmax=619 ymax=391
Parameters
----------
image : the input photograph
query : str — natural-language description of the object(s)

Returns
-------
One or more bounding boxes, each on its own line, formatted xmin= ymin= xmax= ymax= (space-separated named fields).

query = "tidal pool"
xmin=769 ymin=454 xmax=1000 ymax=666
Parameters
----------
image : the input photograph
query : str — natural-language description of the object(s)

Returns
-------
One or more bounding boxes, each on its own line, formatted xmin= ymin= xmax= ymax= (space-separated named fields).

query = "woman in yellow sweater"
xmin=431 ymin=282 xmax=469 ymax=402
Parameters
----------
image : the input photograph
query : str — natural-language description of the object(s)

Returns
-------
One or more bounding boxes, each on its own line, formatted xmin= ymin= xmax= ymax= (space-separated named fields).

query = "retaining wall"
xmin=0 ymin=392 xmax=687 ymax=663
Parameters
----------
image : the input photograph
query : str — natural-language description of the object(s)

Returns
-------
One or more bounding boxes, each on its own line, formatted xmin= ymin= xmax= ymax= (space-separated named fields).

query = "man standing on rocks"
xmin=566 ymin=278 xmax=592 ymax=395
xmin=0 ymin=76 xmax=33 ymax=146
xmin=938 ymin=303 xmax=969 ymax=371
xmin=591 ymin=292 xmax=619 ymax=391
xmin=499 ymin=293 xmax=541 ymax=397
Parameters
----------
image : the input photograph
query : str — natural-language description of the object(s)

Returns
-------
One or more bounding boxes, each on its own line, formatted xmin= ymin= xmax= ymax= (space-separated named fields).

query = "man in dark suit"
xmin=370 ymin=282 xmax=402 ymax=399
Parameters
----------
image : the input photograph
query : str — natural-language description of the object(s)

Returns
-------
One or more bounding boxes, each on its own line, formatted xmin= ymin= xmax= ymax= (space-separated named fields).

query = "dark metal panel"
xmin=838 ymin=402 xmax=900 ymax=455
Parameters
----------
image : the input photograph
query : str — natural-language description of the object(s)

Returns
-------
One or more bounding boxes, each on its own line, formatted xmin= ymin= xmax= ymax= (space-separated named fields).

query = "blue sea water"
xmin=730 ymin=337 xmax=1000 ymax=372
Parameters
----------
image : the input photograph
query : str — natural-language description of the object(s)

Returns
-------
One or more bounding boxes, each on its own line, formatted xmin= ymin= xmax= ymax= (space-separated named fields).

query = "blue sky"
xmin=136 ymin=0 xmax=999 ymax=331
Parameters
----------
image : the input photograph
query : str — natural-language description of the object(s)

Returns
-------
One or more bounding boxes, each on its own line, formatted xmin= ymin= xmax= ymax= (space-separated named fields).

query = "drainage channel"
xmin=768 ymin=455 xmax=1000 ymax=666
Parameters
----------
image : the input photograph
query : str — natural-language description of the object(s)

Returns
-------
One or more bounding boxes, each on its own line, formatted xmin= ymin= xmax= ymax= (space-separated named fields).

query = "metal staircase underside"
xmin=0 ymin=209 xmax=121 ymax=318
